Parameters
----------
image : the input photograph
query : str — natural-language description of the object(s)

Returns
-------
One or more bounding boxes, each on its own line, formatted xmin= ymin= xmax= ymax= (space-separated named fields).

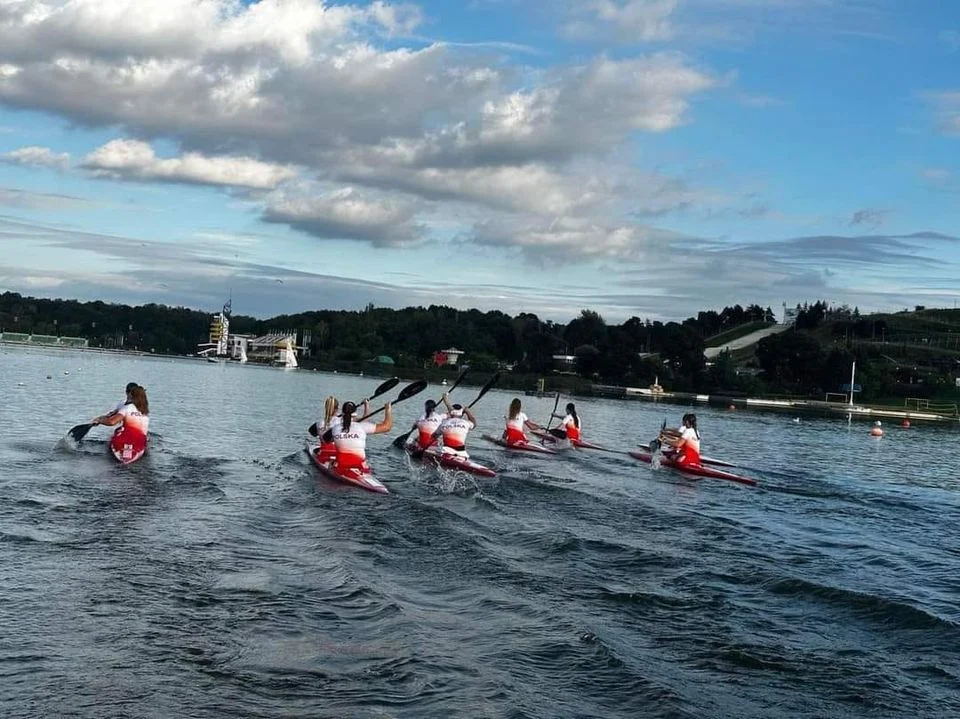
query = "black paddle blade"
xmin=307 ymin=422 xmax=319 ymax=437
xmin=369 ymin=376 xmax=400 ymax=400
xmin=396 ymin=379 xmax=428 ymax=402
xmin=392 ymin=431 xmax=412 ymax=448
xmin=468 ymin=372 xmax=500 ymax=408
xmin=68 ymin=423 xmax=93 ymax=442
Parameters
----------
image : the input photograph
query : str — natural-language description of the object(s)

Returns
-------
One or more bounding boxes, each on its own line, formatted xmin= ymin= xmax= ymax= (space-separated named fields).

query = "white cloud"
xmin=262 ymin=185 xmax=425 ymax=246
xmin=81 ymin=139 xmax=297 ymax=190
xmin=1 ymin=145 xmax=70 ymax=169
xmin=921 ymin=167 xmax=951 ymax=183
xmin=564 ymin=0 xmax=678 ymax=42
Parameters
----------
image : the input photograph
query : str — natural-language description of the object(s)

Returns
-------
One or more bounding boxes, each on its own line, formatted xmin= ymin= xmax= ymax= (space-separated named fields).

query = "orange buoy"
xmin=870 ymin=420 xmax=883 ymax=437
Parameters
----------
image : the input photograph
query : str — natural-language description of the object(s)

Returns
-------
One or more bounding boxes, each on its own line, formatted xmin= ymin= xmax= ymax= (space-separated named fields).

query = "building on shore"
xmin=0 ymin=332 xmax=89 ymax=348
xmin=248 ymin=332 xmax=299 ymax=368
xmin=433 ymin=347 xmax=464 ymax=366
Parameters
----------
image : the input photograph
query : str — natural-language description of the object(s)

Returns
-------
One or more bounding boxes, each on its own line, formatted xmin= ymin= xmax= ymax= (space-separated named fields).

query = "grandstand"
xmin=0 ymin=332 xmax=89 ymax=348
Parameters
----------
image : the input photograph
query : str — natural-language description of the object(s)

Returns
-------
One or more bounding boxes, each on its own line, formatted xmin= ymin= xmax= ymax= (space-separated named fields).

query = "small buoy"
xmin=17 ymin=382 xmax=25 ymax=387
xmin=793 ymin=417 xmax=800 ymax=423
xmin=728 ymin=404 xmax=736 ymax=411
xmin=46 ymin=375 xmax=52 ymax=379
xmin=902 ymin=419 xmax=910 ymax=428
xmin=870 ymin=420 xmax=883 ymax=437
xmin=63 ymin=371 xmax=69 ymax=375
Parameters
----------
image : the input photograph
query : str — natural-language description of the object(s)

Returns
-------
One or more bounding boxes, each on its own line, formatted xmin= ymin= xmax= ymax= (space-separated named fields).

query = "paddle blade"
xmin=369 ymin=376 xmax=400 ymax=400
xmin=68 ymin=423 xmax=93 ymax=442
xmin=307 ymin=422 xmax=319 ymax=437
xmin=468 ymin=372 xmax=501 ymax=408
xmin=392 ymin=429 xmax=414 ymax=448
xmin=396 ymin=379 xmax=428 ymax=403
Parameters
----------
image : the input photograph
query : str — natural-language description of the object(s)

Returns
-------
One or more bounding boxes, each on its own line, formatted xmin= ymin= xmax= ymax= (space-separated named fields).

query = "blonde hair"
xmin=323 ymin=396 xmax=339 ymax=425
xmin=509 ymin=398 xmax=522 ymax=420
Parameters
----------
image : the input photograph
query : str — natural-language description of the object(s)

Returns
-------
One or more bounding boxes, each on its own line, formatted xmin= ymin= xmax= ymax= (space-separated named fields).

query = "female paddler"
xmin=658 ymin=413 xmax=701 ymax=468
xmin=548 ymin=402 xmax=581 ymax=442
xmin=322 ymin=400 xmax=392 ymax=478
xmin=503 ymin=398 xmax=542 ymax=445
xmin=93 ymin=385 xmax=150 ymax=457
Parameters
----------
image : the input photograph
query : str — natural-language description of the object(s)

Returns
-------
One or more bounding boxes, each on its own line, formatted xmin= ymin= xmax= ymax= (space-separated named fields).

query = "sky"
xmin=0 ymin=0 xmax=958 ymax=323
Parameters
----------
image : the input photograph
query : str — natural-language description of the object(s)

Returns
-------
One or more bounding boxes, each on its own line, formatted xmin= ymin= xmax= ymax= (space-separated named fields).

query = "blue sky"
xmin=1 ymin=0 xmax=958 ymax=322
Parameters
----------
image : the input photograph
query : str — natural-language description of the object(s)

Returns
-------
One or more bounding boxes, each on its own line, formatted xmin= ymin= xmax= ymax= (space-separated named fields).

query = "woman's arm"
xmin=373 ymin=403 xmax=393 ymax=434
xmin=95 ymin=413 xmax=123 ymax=427
xmin=464 ymin=407 xmax=478 ymax=428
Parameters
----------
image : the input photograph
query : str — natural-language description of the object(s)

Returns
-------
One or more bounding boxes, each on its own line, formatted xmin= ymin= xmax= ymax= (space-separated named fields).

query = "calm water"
xmin=2 ymin=346 xmax=959 ymax=718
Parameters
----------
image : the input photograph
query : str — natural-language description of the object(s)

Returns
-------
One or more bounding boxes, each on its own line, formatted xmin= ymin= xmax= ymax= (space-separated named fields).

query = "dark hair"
xmin=342 ymin=401 xmax=356 ymax=431
xmin=509 ymin=398 xmax=521 ymax=419
xmin=129 ymin=386 xmax=149 ymax=415
xmin=125 ymin=382 xmax=139 ymax=393
xmin=685 ymin=413 xmax=699 ymax=439
xmin=424 ymin=399 xmax=436 ymax=417
xmin=566 ymin=402 xmax=580 ymax=429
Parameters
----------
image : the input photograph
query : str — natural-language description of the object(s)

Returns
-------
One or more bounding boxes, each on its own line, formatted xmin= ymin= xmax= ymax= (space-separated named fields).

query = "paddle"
xmin=409 ymin=372 xmax=500 ymax=458
xmin=68 ymin=422 xmax=95 ymax=443
xmin=308 ymin=376 xmax=399 ymax=437
xmin=391 ymin=369 xmax=469 ymax=448
xmin=357 ymin=379 xmax=428 ymax=422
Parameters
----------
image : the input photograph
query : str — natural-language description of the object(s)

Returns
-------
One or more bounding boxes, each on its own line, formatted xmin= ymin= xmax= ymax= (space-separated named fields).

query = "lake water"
xmin=2 ymin=346 xmax=959 ymax=718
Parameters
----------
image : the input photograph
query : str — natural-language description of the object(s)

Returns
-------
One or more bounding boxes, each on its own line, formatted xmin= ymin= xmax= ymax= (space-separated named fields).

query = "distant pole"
xmin=849 ymin=360 xmax=856 ymax=406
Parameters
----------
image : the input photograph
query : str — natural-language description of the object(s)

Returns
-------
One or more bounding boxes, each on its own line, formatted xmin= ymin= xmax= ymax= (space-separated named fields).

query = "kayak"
xmin=530 ymin=428 xmax=609 ymax=451
xmin=637 ymin=442 xmax=736 ymax=468
xmin=305 ymin=444 xmax=389 ymax=494
xmin=481 ymin=433 xmax=557 ymax=455
xmin=405 ymin=443 xmax=496 ymax=478
xmin=109 ymin=440 xmax=147 ymax=465
xmin=628 ymin=450 xmax=757 ymax=486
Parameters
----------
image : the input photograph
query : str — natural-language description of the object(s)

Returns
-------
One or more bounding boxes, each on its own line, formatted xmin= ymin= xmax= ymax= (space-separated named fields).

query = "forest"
xmin=2 ymin=292 xmax=958 ymax=403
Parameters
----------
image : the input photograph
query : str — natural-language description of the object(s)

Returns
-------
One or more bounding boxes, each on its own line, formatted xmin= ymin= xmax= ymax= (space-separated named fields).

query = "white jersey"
xmin=319 ymin=415 xmax=342 ymax=437
xmin=506 ymin=411 xmax=529 ymax=432
xmin=416 ymin=411 xmax=447 ymax=435
xmin=113 ymin=399 xmax=128 ymax=413
xmin=332 ymin=420 xmax=377 ymax=459
xmin=679 ymin=426 xmax=700 ymax=453
xmin=117 ymin=403 xmax=149 ymax=435
xmin=439 ymin=416 xmax=474 ymax=449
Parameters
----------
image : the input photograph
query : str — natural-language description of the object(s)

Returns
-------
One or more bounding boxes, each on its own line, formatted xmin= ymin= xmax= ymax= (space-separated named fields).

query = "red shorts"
xmin=316 ymin=442 xmax=336 ymax=464
xmin=674 ymin=449 xmax=701 ymax=468
xmin=566 ymin=427 xmax=581 ymax=442
xmin=335 ymin=451 xmax=370 ymax=475
xmin=417 ymin=431 xmax=436 ymax=449
xmin=504 ymin=427 xmax=527 ymax=444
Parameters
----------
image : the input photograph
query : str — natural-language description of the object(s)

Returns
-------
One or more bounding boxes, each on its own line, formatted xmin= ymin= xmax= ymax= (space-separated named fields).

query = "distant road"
xmin=704 ymin=324 xmax=791 ymax=359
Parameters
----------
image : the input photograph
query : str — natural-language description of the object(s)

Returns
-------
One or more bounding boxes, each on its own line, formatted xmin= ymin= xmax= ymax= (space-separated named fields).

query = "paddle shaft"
xmin=392 ymin=370 xmax=469 ymax=447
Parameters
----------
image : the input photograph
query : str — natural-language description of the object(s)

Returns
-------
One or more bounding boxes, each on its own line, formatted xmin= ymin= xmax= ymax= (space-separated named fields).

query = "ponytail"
xmin=509 ymin=398 xmax=521 ymax=420
xmin=566 ymin=403 xmax=579 ymax=429
xmin=130 ymin=386 xmax=149 ymax=415
xmin=323 ymin=396 xmax=338 ymax=426
xmin=341 ymin=401 xmax=356 ymax=432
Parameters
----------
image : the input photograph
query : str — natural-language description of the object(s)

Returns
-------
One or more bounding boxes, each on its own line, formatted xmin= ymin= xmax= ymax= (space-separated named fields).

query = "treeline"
xmin=7 ymin=291 xmax=954 ymax=402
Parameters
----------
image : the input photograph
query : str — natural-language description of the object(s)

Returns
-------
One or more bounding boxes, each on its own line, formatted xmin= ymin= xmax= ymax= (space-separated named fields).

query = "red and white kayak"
xmin=628 ymin=450 xmax=757 ymax=487
xmin=406 ymin=444 xmax=496 ymax=478
xmin=110 ymin=442 xmax=147 ymax=465
xmin=530 ymin=428 xmax=609 ymax=452
xmin=305 ymin=444 xmax=389 ymax=494
xmin=481 ymin=433 xmax=557 ymax=455
xmin=637 ymin=442 xmax=735 ymax=468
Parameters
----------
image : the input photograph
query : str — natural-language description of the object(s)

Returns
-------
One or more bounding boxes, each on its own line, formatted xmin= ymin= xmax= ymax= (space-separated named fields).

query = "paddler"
xmin=408 ymin=397 xmax=449 ymax=450
xmin=93 ymin=385 xmax=150 ymax=457
xmin=323 ymin=400 xmax=392 ymax=478
xmin=503 ymin=398 xmax=541 ymax=444
xmin=659 ymin=413 xmax=701 ymax=468
xmin=314 ymin=396 xmax=340 ymax=463
xmin=433 ymin=401 xmax=478 ymax=456
xmin=548 ymin=402 xmax=581 ymax=442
